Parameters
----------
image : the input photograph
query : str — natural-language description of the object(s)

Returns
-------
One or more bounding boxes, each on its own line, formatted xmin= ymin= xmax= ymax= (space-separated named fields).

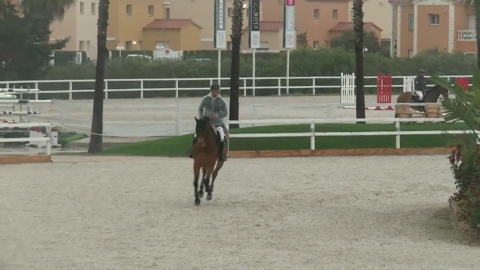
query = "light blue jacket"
xmin=198 ymin=93 xmax=228 ymax=126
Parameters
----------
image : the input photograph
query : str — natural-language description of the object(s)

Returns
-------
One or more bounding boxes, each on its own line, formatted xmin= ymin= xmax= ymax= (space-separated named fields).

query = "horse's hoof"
xmin=195 ymin=198 xmax=201 ymax=206
xmin=206 ymin=193 xmax=213 ymax=201
xmin=198 ymin=190 xmax=204 ymax=198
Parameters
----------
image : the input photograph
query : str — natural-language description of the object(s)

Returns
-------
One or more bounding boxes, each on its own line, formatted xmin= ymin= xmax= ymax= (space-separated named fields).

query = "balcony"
xmin=457 ymin=30 xmax=476 ymax=41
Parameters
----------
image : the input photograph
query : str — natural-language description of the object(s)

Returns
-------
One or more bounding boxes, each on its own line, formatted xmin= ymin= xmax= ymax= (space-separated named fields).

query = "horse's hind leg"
xmin=193 ymin=162 xmax=201 ymax=206
xmin=198 ymin=167 xmax=206 ymax=198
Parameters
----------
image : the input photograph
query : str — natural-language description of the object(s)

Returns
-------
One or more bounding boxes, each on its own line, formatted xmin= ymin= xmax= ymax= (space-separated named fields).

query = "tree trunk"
xmin=88 ymin=0 xmax=109 ymax=153
xmin=353 ymin=0 xmax=366 ymax=123
xmin=229 ymin=0 xmax=243 ymax=129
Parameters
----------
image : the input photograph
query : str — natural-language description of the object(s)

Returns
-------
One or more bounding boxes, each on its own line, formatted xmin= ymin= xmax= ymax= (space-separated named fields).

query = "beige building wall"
xmin=107 ymin=0 xmax=166 ymax=51
xmin=49 ymin=0 xmax=99 ymax=59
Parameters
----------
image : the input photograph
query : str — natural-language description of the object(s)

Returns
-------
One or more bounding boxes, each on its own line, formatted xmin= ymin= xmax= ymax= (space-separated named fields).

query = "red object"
xmin=455 ymin=77 xmax=469 ymax=91
xmin=377 ymin=74 xmax=392 ymax=103
xmin=286 ymin=0 xmax=295 ymax=5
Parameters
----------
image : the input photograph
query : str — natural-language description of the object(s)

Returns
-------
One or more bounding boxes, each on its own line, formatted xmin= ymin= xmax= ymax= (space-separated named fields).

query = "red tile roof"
xmin=329 ymin=22 xmax=383 ymax=32
xmin=243 ymin=21 xmax=284 ymax=31
xmin=143 ymin=19 xmax=202 ymax=30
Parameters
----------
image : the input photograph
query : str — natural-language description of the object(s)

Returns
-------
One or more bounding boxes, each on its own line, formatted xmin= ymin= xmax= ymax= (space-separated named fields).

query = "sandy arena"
xmin=0 ymin=154 xmax=478 ymax=269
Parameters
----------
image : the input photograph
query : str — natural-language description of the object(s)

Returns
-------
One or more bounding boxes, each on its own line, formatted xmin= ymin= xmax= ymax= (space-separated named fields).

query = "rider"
xmin=414 ymin=69 xmax=427 ymax=102
xmin=187 ymin=83 xmax=229 ymax=161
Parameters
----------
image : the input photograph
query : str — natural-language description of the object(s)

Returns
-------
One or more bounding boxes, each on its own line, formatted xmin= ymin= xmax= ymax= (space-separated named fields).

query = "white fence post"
xmin=69 ymin=81 xmax=73 ymax=100
xmin=140 ymin=80 xmax=144 ymax=98
xmin=312 ymin=78 xmax=316 ymax=95
xmin=310 ymin=122 xmax=315 ymax=150
xmin=105 ymin=81 xmax=109 ymax=99
xmin=175 ymin=79 xmax=179 ymax=98
xmin=243 ymin=79 xmax=247 ymax=97
xmin=35 ymin=82 xmax=39 ymax=100
xmin=277 ymin=78 xmax=281 ymax=96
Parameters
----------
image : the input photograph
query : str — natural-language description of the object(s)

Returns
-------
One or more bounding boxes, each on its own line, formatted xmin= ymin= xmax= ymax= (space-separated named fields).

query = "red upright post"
xmin=377 ymin=74 xmax=392 ymax=103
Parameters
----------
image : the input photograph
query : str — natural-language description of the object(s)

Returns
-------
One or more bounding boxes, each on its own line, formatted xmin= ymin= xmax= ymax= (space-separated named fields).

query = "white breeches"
xmin=414 ymin=90 xmax=424 ymax=100
xmin=215 ymin=126 xmax=225 ymax=142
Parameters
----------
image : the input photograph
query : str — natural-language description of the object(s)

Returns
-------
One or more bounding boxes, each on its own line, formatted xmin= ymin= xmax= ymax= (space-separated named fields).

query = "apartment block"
xmin=391 ymin=0 xmax=476 ymax=57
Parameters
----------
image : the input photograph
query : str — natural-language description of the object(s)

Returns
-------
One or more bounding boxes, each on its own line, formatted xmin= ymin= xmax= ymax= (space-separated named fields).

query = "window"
xmin=126 ymin=4 xmax=132 ymax=16
xmin=125 ymin=41 xmax=133 ymax=50
xmin=80 ymin=2 xmax=84 ymax=14
xmin=86 ymin=41 xmax=91 ymax=51
xmin=79 ymin=41 xmax=85 ymax=51
xmin=313 ymin=41 xmax=320 ymax=50
xmin=228 ymin=7 xmax=233 ymax=17
xmin=148 ymin=5 xmax=154 ymax=16
xmin=156 ymin=41 xmax=170 ymax=49
xmin=313 ymin=9 xmax=319 ymax=19
xmin=91 ymin=3 xmax=96 ymax=15
xmin=408 ymin=49 xmax=414 ymax=57
xmin=260 ymin=41 xmax=269 ymax=49
xmin=332 ymin=9 xmax=337 ymax=19
xmin=227 ymin=41 xmax=232 ymax=50
xmin=408 ymin=14 xmax=413 ymax=31
xmin=164 ymin=7 xmax=170 ymax=19
xmin=428 ymin=14 xmax=439 ymax=25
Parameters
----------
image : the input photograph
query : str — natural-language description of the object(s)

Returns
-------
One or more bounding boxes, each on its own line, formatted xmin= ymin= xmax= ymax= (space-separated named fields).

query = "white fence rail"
xmin=0 ymin=75 xmax=472 ymax=100
xmin=226 ymin=118 xmax=476 ymax=151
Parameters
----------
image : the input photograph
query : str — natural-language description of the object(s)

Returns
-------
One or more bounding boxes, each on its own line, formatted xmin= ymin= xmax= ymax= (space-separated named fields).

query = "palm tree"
xmin=433 ymin=73 xmax=480 ymax=136
xmin=229 ymin=0 xmax=244 ymax=129
xmin=88 ymin=0 xmax=109 ymax=153
xmin=352 ymin=0 xmax=366 ymax=122
xmin=21 ymin=0 xmax=75 ymax=20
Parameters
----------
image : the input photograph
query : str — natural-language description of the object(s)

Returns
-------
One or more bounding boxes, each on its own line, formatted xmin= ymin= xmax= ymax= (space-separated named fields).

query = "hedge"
xmin=4 ymin=47 xmax=477 ymax=100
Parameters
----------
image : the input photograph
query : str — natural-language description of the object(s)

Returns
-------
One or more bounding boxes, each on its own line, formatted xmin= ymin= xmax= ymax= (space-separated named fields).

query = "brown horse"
xmin=191 ymin=116 xmax=229 ymax=206
xmin=396 ymin=84 xmax=449 ymax=116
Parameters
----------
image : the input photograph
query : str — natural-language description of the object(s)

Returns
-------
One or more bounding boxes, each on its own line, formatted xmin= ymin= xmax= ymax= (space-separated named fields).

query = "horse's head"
xmin=428 ymin=84 xmax=449 ymax=101
xmin=194 ymin=116 xmax=213 ymax=137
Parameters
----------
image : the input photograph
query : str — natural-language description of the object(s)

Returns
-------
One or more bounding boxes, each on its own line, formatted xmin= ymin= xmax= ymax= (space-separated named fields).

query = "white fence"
xmin=0 ymin=74 xmax=472 ymax=100
xmin=226 ymin=118 xmax=476 ymax=151
xmin=0 ymin=122 xmax=53 ymax=155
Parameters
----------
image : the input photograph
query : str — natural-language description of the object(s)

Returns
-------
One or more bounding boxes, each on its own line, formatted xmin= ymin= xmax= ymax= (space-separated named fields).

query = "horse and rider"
xmin=187 ymin=83 xmax=228 ymax=162
xmin=396 ymin=69 xmax=449 ymax=113
xmin=187 ymin=83 xmax=229 ymax=206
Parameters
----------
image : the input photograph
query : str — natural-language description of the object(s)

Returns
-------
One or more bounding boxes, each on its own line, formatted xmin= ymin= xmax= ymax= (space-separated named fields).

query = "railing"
xmin=226 ymin=118 xmax=476 ymax=151
xmin=0 ymin=122 xmax=53 ymax=155
xmin=0 ymin=74 xmax=472 ymax=100
xmin=457 ymin=30 xmax=476 ymax=41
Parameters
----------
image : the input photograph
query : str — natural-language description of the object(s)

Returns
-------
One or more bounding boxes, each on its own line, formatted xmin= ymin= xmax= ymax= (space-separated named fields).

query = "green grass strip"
xmin=101 ymin=122 xmax=473 ymax=157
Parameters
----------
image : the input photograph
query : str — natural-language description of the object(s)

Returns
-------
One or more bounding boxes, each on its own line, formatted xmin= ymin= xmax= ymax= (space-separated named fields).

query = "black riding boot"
xmin=218 ymin=141 xmax=226 ymax=162
xmin=187 ymin=135 xmax=197 ymax=158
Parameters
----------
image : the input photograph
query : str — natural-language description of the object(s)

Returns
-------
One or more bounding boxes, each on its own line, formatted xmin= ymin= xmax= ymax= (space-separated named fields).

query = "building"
xmin=390 ymin=0 xmax=476 ymax=57
xmin=240 ymin=21 xmax=297 ymax=50
xmin=348 ymin=0 xmax=392 ymax=41
xmin=261 ymin=0 xmax=384 ymax=49
xmin=107 ymin=0 xmax=202 ymax=51
xmin=48 ymin=1 xmax=99 ymax=59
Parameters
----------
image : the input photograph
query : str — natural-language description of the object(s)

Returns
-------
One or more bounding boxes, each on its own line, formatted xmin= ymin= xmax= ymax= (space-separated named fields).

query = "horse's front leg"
xmin=210 ymin=161 xmax=224 ymax=199
xmin=193 ymin=162 xmax=201 ymax=206
xmin=198 ymin=167 xmax=206 ymax=198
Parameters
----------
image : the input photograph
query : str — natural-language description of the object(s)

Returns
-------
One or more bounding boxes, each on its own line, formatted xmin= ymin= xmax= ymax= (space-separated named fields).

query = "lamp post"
xmin=116 ymin=44 xmax=125 ymax=60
